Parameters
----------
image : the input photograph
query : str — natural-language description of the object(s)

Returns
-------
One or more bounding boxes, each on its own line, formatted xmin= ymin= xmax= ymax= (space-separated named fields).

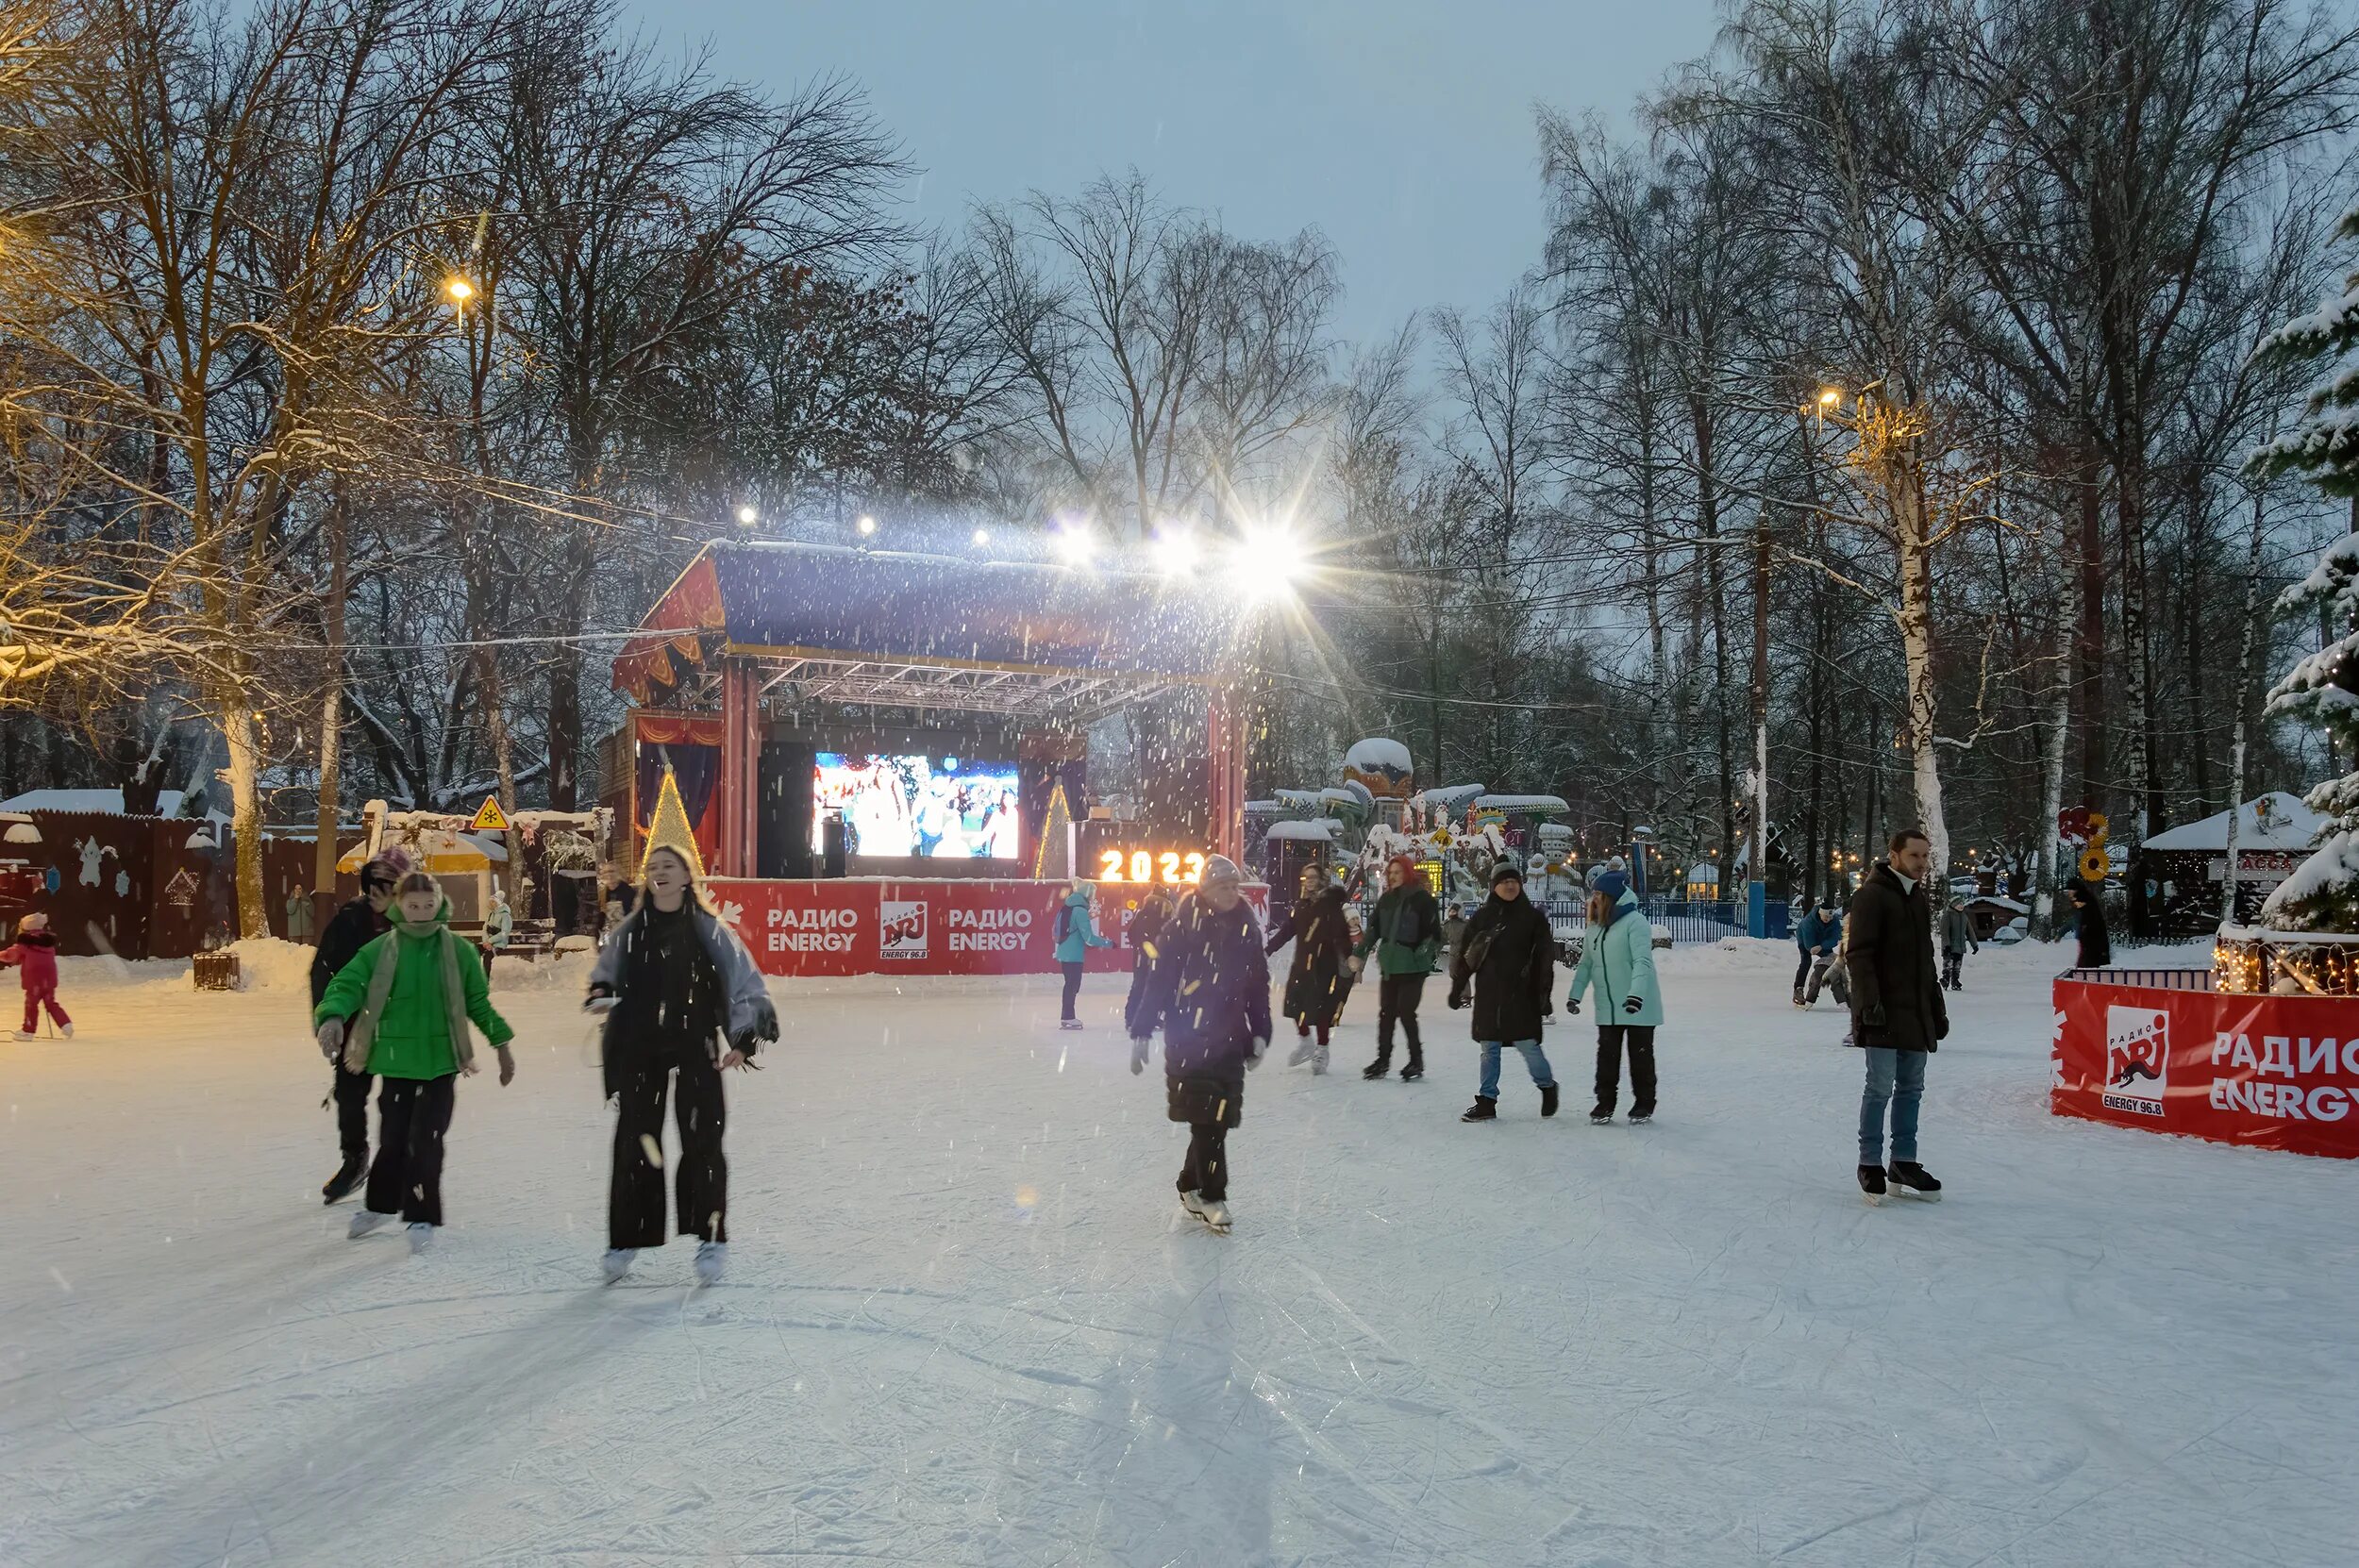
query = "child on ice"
xmin=315 ymin=871 xmax=515 ymax=1252
xmin=2 ymin=912 xmax=71 ymax=1040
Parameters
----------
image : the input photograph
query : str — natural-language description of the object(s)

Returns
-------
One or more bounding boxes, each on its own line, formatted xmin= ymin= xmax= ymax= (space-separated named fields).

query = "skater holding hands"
xmin=585 ymin=842 xmax=777 ymax=1284
xmin=1128 ymin=855 xmax=1270 ymax=1234
xmin=1564 ymin=869 xmax=1661 ymax=1124
xmin=2 ymin=912 xmax=70 ymax=1040
xmin=314 ymin=871 xmax=514 ymax=1251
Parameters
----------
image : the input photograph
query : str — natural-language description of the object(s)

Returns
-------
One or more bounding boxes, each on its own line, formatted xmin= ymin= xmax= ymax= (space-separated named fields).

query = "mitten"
xmin=1129 ymin=1036 xmax=1151 ymax=1076
xmin=316 ymin=1017 xmax=345 ymax=1059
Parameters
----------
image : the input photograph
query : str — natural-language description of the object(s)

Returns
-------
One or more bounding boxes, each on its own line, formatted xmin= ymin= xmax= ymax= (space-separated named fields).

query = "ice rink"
xmin=2 ymin=936 xmax=2353 ymax=1567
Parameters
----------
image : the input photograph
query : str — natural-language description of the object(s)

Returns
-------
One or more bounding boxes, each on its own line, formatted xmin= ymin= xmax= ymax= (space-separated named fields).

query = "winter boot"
xmin=1460 ymin=1096 xmax=1497 ymax=1123
xmin=321 ymin=1153 xmax=368 ymax=1206
xmin=694 ymin=1242 xmax=728 ymax=1284
xmin=407 ymin=1222 xmax=434 ymax=1255
xmin=59 ymin=1023 xmax=73 ymax=1039
xmin=1590 ymin=1102 xmax=1614 ymax=1125
xmin=1857 ymin=1164 xmax=1888 ymax=1205
xmin=1887 ymin=1161 xmax=1943 ymax=1201
xmin=10 ymin=1030 xmax=30 ymax=1042
xmin=1362 ymin=1058 xmax=1391 ymax=1080
xmin=1540 ymin=1084 xmax=1561 ymax=1118
xmin=348 ymin=1209 xmax=394 ymax=1239
xmin=602 ymin=1248 xmax=637 ymax=1283
xmin=1197 ymin=1198 xmax=1232 ymax=1234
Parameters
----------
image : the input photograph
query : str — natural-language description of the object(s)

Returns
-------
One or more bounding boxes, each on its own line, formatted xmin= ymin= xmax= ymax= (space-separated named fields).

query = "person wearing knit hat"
xmin=1129 ymin=854 xmax=1269 ymax=1233
xmin=1351 ymin=853 xmax=1441 ymax=1080
xmin=1447 ymin=858 xmax=1560 ymax=1121
xmin=1264 ymin=860 xmax=1351 ymax=1073
xmin=2 ymin=911 xmax=70 ymax=1040
xmin=308 ymin=852 xmax=404 ymax=1203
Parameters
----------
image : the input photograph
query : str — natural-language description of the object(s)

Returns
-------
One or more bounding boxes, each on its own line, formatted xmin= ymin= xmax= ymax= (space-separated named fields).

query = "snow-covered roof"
xmin=0 ymin=788 xmax=190 ymax=817
xmin=1968 ymin=894 xmax=2029 ymax=912
xmin=1413 ymin=783 xmax=1487 ymax=810
xmin=2140 ymin=792 xmax=2322 ymax=853
xmin=1263 ymin=819 xmax=1342 ymax=842
xmin=1687 ymin=862 xmax=1721 ymax=885
xmin=1473 ymin=794 xmax=1570 ymax=816
xmin=1343 ymin=738 xmax=1413 ymax=774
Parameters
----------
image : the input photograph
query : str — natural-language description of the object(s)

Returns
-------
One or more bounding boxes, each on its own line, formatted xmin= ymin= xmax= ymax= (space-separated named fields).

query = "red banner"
xmin=2052 ymin=977 xmax=2359 ymax=1159
xmin=709 ymin=879 xmax=1267 ymax=979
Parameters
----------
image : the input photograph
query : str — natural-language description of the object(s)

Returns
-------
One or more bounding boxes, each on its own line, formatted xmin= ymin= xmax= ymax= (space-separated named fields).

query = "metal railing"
xmin=1344 ymin=892 xmax=1788 ymax=951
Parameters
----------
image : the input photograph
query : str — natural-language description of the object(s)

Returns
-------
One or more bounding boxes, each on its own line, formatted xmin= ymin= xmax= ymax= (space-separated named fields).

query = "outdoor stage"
xmin=606 ymin=539 xmax=1259 ymax=972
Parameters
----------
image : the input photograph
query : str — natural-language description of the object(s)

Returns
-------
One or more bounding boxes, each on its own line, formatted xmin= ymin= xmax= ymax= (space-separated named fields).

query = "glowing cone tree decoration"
xmin=1031 ymin=783 xmax=1073 ymax=880
xmin=639 ymin=765 xmax=708 ymax=881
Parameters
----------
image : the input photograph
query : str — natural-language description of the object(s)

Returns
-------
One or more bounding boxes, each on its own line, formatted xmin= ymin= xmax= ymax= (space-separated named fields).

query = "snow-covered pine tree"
xmin=2248 ymin=200 xmax=2359 ymax=932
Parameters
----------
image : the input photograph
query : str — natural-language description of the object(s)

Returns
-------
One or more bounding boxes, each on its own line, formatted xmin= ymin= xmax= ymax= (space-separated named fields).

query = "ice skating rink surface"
xmin=1 ymin=938 xmax=2352 ymax=1567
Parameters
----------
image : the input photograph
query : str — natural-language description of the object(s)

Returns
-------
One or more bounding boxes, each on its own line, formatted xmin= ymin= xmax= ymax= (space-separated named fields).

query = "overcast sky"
xmin=621 ymin=1 xmax=1725 ymax=345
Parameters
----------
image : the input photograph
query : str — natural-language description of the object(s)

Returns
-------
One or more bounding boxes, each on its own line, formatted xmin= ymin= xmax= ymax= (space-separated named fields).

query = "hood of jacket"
xmin=389 ymin=896 xmax=454 ymax=941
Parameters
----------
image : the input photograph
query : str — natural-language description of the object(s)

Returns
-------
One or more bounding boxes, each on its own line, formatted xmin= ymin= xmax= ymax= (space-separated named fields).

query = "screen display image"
xmin=813 ymin=753 xmax=1022 ymax=859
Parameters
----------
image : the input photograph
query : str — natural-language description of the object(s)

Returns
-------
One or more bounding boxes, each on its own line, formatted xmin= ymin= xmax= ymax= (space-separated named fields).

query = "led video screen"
xmin=813 ymin=753 xmax=1022 ymax=859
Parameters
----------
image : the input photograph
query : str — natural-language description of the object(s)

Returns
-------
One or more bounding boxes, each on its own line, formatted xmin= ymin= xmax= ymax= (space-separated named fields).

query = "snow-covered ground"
xmin=2 ymin=937 xmax=2353 ymax=1567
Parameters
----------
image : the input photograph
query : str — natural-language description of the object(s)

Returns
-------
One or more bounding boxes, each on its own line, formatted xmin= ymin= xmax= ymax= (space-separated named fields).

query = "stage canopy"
xmin=612 ymin=541 xmax=1243 ymax=721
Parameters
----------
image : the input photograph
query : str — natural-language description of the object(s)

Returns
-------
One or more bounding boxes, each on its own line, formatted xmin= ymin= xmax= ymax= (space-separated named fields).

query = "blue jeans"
xmin=1859 ymin=1047 xmax=1926 ymax=1164
xmin=1479 ymin=1039 xmax=1555 ymax=1100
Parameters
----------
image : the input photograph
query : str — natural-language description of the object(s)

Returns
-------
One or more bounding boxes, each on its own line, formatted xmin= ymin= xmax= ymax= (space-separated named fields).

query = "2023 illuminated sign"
xmin=1096 ymin=847 xmax=1207 ymax=885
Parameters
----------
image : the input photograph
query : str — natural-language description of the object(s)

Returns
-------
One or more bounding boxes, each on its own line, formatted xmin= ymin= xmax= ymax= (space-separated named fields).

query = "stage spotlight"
xmin=856 ymin=514 xmax=877 ymax=537
xmin=735 ymin=504 xmax=758 ymax=525
xmin=1053 ymin=523 xmax=1095 ymax=567
xmin=1231 ymin=527 xmax=1307 ymax=601
xmin=1151 ymin=528 xmax=1199 ymax=576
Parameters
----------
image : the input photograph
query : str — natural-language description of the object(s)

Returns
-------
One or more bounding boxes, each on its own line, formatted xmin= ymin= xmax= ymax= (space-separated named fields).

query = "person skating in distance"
xmin=310 ymin=852 xmax=404 ymax=1203
xmin=1264 ymin=862 xmax=1351 ymax=1074
xmin=1450 ymin=859 xmax=1560 ymax=1122
xmin=1053 ymin=878 xmax=1115 ymax=1030
xmin=1846 ymin=828 xmax=1946 ymax=1204
xmin=585 ymin=843 xmax=778 ymax=1285
xmin=315 ymin=871 xmax=515 ymax=1253
xmin=1794 ymin=895 xmax=1843 ymax=1008
xmin=1121 ymin=883 xmax=1177 ymax=1039
xmin=1127 ymin=855 xmax=1270 ymax=1235
xmin=1352 ymin=853 xmax=1441 ymax=1081
xmin=1564 ymin=869 xmax=1662 ymax=1124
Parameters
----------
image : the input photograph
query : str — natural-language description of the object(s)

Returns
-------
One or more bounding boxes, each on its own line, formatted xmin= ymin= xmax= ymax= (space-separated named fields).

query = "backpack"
xmin=1055 ymin=904 xmax=1074 ymax=945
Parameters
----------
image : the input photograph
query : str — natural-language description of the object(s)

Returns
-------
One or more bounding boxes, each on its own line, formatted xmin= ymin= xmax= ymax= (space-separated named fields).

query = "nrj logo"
xmin=2102 ymin=1004 xmax=2168 ymax=1116
xmin=879 ymin=899 xmax=928 ymax=959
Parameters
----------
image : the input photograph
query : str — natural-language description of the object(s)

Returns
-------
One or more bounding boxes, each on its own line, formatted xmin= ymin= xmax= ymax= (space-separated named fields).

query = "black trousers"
xmin=1060 ymin=960 xmax=1085 ymax=1022
xmin=1942 ymin=951 xmax=1966 ymax=989
xmin=1123 ymin=957 xmax=1154 ymax=1035
xmin=1593 ymin=1026 xmax=1657 ymax=1116
xmin=1793 ymin=951 xmax=1813 ymax=992
xmin=1373 ymin=973 xmax=1426 ymax=1066
xmin=363 ymin=1074 xmax=456 ymax=1225
xmin=1180 ymin=1122 xmax=1230 ymax=1202
xmin=611 ymin=1039 xmax=728 ymax=1249
xmin=332 ymin=1064 xmax=376 ymax=1158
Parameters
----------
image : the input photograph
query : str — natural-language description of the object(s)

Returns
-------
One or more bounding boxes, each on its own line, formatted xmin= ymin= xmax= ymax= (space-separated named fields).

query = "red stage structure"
xmin=607 ymin=541 xmax=1255 ymax=973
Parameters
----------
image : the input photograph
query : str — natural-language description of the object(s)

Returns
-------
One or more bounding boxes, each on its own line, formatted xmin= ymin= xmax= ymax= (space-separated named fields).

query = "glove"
xmin=1246 ymin=1035 xmax=1268 ymax=1069
xmin=495 ymin=1045 xmax=516 ymax=1086
xmin=1935 ymin=1015 xmax=1950 ymax=1043
xmin=1623 ymin=995 xmax=1643 ymax=1015
xmin=316 ymin=1017 xmax=344 ymax=1059
xmin=1566 ymin=996 xmax=1581 ymax=1017
xmin=1447 ymin=989 xmax=1467 ymax=1011
xmin=1862 ymin=1003 xmax=1887 ymax=1030
xmin=583 ymin=984 xmax=617 ymax=1016
xmin=1129 ymin=1036 xmax=1150 ymax=1075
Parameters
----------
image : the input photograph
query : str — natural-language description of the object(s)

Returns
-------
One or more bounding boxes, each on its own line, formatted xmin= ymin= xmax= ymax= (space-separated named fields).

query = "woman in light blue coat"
xmin=1053 ymin=882 xmax=1113 ymax=1030
xmin=1564 ymin=871 xmax=1663 ymax=1124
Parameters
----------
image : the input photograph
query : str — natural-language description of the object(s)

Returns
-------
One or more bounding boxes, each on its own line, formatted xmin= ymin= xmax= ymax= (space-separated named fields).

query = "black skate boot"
xmin=1540 ymin=1084 xmax=1560 ymax=1118
xmin=1400 ymin=1054 xmax=1424 ymax=1081
xmin=321 ymin=1152 xmax=367 ymax=1205
xmin=1887 ymin=1161 xmax=1943 ymax=1201
xmin=1590 ymin=1101 xmax=1614 ymax=1125
xmin=1857 ymin=1164 xmax=1888 ymax=1205
xmin=1460 ymin=1096 xmax=1497 ymax=1122
xmin=1363 ymin=1057 xmax=1390 ymax=1080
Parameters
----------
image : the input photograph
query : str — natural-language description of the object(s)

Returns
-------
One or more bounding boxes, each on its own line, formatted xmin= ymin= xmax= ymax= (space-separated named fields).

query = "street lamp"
xmin=855 ymin=514 xmax=877 ymax=537
xmin=735 ymin=504 xmax=758 ymax=525
xmin=444 ymin=275 xmax=475 ymax=307
xmin=970 ymin=526 xmax=991 ymax=547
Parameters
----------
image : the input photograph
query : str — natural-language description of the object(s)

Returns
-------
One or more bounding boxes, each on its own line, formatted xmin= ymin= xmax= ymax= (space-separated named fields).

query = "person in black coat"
xmin=2067 ymin=878 xmax=2111 ymax=969
xmin=1845 ymin=828 xmax=1948 ymax=1202
xmin=1264 ymin=865 xmax=1352 ymax=1072
xmin=1129 ymin=856 xmax=1270 ymax=1233
xmin=1121 ymin=885 xmax=1178 ymax=1038
xmin=308 ymin=853 xmax=401 ymax=1204
xmin=1447 ymin=859 xmax=1560 ymax=1122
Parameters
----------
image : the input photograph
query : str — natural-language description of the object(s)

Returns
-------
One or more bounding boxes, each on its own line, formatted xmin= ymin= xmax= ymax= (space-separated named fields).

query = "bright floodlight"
xmin=1816 ymin=387 xmax=1842 ymax=409
xmin=735 ymin=504 xmax=758 ymax=525
xmin=1053 ymin=523 xmax=1094 ymax=566
xmin=445 ymin=276 xmax=475 ymax=304
xmin=1152 ymin=529 xmax=1199 ymax=576
xmin=856 ymin=514 xmax=877 ymax=536
xmin=971 ymin=527 xmax=991 ymax=546
xmin=1231 ymin=528 xmax=1307 ymax=601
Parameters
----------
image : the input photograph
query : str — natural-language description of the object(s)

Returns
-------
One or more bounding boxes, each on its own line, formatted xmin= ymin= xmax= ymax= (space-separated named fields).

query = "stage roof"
xmin=612 ymin=541 xmax=1242 ymax=720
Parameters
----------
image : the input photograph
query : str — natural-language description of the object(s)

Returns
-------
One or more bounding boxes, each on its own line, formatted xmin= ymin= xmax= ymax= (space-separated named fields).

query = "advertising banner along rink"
xmin=2051 ymin=976 xmax=2359 ymax=1159
xmin=710 ymin=879 xmax=1267 ymax=979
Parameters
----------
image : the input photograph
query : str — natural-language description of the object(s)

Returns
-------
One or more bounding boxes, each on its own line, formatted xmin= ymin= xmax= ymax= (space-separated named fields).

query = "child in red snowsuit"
xmin=1 ymin=911 xmax=71 ymax=1039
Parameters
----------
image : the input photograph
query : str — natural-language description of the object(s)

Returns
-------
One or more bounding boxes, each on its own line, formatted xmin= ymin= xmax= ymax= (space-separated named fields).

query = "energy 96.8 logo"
xmin=2101 ymin=1004 xmax=2168 ymax=1116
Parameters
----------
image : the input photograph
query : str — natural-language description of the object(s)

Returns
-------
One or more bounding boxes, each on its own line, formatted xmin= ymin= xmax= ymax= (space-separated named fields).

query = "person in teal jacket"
xmin=315 ymin=872 xmax=515 ymax=1250
xmin=1053 ymin=881 xmax=1113 ymax=1029
xmin=1564 ymin=870 xmax=1662 ymax=1124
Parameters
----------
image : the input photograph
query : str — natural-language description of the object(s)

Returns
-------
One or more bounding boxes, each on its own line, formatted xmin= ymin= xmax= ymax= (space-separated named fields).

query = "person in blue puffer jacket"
xmin=1053 ymin=880 xmax=1114 ymax=1030
xmin=1564 ymin=870 xmax=1664 ymax=1124
xmin=1795 ymin=898 xmax=1843 ymax=1007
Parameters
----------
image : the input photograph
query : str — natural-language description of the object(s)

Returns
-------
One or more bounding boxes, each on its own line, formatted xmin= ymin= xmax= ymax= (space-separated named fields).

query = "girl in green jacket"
xmin=315 ymin=872 xmax=515 ymax=1251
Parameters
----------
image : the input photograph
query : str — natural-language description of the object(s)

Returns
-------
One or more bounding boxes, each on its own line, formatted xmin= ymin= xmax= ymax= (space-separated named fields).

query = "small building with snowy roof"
xmin=2133 ymin=792 xmax=2323 ymax=936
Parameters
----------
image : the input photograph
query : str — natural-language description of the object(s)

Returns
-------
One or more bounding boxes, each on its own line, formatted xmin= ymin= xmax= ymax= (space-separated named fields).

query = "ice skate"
xmin=408 ymin=1222 xmax=434 ymax=1255
xmin=11 ymin=1029 xmax=31 ymax=1042
xmin=1628 ymin=1110 xmax=1653 ymax=1125
xmin=1399 ymin=1061 xmax=1424 ymax=1082
xmin=321 ymin=1153 xmax=367 ymax=1205
xmin=1540 ymin=1084 xmax=1560 ymax=1118
xmin=1287 ymin=1034 xmax=1318 ymax=1067
xmin=1362 ymin=1058 xmax=1390 ymax=1080
xmin=1196 ymin=1198 xmax=1231 ymax=1234
xmin=1792 ymin=987 xmax=1805 ymax=1008
xmin=1887 ymin=1161 xmax=1943 ymax=1201
xmin=348 ymin=1209 xmax=394 ymax=1239
xmin=59 ymin=1023 xmax=73 ymax=1039
xmin=1059 ymin=1018 xmax=1082 ymax=1031
xmin=1460 ymin=1096 xmax=1497 ymax=1122
xmin=694 ymin=1241 xmax=728 ymax=1284
xmin=602 ymin=1248 xmax=636 ymax=1283
xmin=1857 ymin=1164 xmax=1888 ymax=1205
xmin=1590 ymin=1102 xmax=1614 ymax=1125
xmin=1311 ymin=1044 xmax=1329 ymax=1076
xmin=1180 ymin=1189 xmax=1207 ymax=1218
